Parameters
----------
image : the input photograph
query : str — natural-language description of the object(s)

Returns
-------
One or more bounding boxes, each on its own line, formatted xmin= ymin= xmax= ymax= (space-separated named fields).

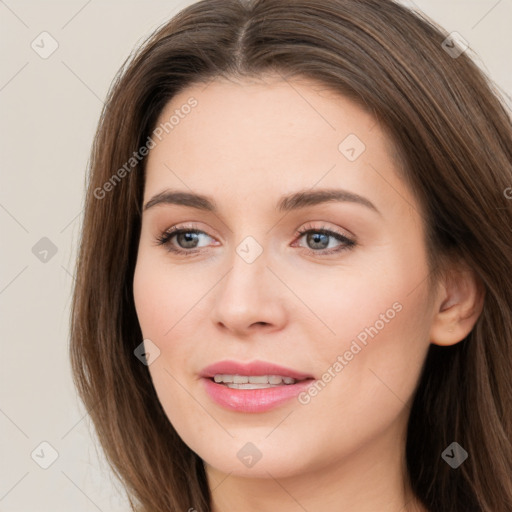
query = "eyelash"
xmin=155 ymin=223 xmax=356 ymax=257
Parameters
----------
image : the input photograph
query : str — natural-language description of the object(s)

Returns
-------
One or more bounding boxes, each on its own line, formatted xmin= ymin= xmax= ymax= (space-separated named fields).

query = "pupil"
xmin=178 ymin=232 xmax=198 ymax=248
xmin=309 ymin=232 xmax=328 ymax=249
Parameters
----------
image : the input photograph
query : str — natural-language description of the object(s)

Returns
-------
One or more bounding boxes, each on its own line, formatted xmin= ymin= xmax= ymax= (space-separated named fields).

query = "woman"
xmin=70 ymin=0 xmax=512 ymax=510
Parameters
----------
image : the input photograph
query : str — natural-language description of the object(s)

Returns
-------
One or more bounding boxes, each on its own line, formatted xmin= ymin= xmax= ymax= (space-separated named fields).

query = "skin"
xmin=133 ymin=75 xmax=484 ymax=512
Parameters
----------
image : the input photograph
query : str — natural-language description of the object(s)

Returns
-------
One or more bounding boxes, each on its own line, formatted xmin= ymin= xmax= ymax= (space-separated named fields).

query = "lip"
xmin=199 ymin=359 xmax=314 ymax=380
xmin=200 ymin=359 xmax=315 ymax=413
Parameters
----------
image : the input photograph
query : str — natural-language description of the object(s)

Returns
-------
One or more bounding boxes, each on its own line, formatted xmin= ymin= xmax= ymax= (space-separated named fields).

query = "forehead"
xmin=143 ymin=77 xmax=410 ymax=216
xmin=151 ymin=76 xmax=380 ymax=156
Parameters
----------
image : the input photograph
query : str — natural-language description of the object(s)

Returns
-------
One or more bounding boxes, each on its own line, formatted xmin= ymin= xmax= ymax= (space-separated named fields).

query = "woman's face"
xmin=133 ymin=77 xmax=437 ymax=479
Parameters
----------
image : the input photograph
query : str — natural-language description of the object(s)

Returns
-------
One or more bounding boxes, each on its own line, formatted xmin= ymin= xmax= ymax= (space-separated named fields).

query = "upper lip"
xmin=200 ymin=360 xmax=314 ymax=380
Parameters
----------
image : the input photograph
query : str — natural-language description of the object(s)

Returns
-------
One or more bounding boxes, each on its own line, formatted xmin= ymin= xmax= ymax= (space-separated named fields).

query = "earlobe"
xmin=429 ymin=263 xmax=485 ymax=347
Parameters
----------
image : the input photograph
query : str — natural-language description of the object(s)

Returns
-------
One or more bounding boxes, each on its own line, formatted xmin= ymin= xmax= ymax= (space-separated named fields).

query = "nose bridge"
xmin=210 ymin=227 xmax=286 ymax=331
xmin=222 ymin=207 xmax=271 ymax=276
xmin=224 ymin=232 xmax=269 ymax=299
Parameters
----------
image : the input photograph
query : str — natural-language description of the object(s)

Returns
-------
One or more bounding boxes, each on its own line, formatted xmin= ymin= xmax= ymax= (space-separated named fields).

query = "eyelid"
xmin=292 ymin=223 xmax=356 ymax=255
xmin=156 ymin=221 xmax=356 ymax=256
xmin=155 ymin=223 xmax=217 ymax=249
xmin=294 ymin=221 xmax=355 ymax=241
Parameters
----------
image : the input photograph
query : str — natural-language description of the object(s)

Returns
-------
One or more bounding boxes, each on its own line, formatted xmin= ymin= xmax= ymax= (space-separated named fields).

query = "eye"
xmin=155 ymin=225 xmax=216 ymax=255
xmin=292 ymin=224 xmax=356 ymax=255
xmin=155 ymin=223 xmax=356 ymax=256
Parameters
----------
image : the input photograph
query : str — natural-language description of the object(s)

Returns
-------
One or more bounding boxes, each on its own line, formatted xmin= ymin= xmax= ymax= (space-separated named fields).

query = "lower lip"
xmin=201 ymin=377 xmax=315 ymax=413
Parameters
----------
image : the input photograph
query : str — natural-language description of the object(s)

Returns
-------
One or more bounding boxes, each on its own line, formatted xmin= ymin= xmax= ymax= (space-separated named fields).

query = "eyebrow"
xmin=143 ymin=188 xmax=380 ymax=215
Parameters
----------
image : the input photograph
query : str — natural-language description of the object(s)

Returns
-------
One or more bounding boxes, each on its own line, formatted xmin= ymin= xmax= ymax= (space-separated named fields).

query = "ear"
xmin=429 ymin=260 xmax=485 ymax=346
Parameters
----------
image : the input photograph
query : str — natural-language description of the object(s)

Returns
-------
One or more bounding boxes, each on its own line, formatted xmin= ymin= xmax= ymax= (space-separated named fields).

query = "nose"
xmin=210 ymin=242 xmax=287 ymax=337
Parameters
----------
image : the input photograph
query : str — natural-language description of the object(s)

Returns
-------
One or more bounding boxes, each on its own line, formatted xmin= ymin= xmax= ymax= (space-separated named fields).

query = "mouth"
xmin=199 ymin=360 xmax=316 ymax=413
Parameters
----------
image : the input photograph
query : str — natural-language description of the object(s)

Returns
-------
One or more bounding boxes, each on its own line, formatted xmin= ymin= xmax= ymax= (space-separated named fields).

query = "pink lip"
xmin=199 ymin=359 xmax=314 ymax=380
xmin=200 ymin=359 xmax=315 ymax=413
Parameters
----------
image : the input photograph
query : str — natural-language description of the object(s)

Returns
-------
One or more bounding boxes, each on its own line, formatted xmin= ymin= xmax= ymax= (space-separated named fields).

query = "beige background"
xmin=1 ymin=1 xmax=511 ymax=510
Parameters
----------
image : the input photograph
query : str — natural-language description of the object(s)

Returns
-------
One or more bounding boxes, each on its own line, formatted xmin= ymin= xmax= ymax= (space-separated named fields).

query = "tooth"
xmin=226 ymin=383 xmax=281 ymax=389
xmin=212 ymin=374 xmax=299 ymax=385
xmin=248 ymin=375 xmax=269 ymax=384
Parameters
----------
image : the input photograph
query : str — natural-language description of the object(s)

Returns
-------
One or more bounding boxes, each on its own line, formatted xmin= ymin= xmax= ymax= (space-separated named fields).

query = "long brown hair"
xmin=70 ymin=0 xmax=512 ymax=510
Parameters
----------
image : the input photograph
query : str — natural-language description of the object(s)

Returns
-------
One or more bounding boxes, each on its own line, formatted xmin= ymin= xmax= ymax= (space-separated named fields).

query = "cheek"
xmin=133 ymin=262 xmax=167 ymax=340
xmin=319 ymin=290 xmax=432 ymax=427
xmin=313 ymin=251 xmax=431 ymax=354
xmin=133 ymin=254 xmax=205 ymax=433
xmin=309 ymin=241 xmax=433 ymax=405
xmin=291 ymin=284 xmax=432 ymax=464
xmin=132 ymin=249 xmax=212 ymax=401
xmin=133 ymin=247 xmax=203 ymax=339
